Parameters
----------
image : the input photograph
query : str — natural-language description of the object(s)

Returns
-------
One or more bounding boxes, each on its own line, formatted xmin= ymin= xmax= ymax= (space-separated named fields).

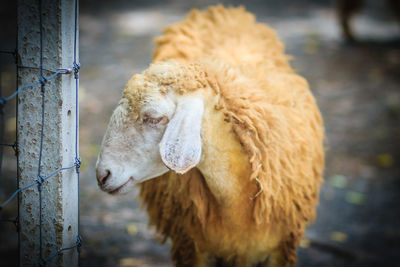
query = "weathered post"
xmin=17 ymin=0 xmax=79 ymax=266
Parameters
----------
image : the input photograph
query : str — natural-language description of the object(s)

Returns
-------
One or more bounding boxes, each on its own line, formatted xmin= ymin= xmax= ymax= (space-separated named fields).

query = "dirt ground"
xmin=1 ymin=0 xmax=400 ymax=266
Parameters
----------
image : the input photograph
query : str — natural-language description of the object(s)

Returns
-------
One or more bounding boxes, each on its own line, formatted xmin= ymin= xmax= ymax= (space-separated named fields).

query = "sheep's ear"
xmin=159 ymin=97 xmax=204 ymax=174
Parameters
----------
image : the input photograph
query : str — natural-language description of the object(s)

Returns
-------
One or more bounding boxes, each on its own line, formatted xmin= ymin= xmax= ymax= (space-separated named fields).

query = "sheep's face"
xmin=96 ymin=78 xmax=175 ymax=194
xmin=96 ymin=63 xmax=204 ymax=194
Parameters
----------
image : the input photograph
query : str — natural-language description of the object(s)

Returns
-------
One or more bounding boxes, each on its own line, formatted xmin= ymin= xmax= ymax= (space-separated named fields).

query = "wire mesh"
xmin=0 ymin=0 xmax=82 ymax=265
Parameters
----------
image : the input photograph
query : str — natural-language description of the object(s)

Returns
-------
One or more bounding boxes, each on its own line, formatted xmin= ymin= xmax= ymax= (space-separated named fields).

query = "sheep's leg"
xmin=213 ymin=256 xmax=252 ymax=267
xmin=260 ymin=250 xmax=287 ymax=267
xmin=170 ymin=234 xmax=196 ymax=267
xmin=260 ymin=235 xmax=299 ymax=267
xmin=193 ymin=253 xmax=209 ymax=267
xmin=171 ymin=234 xmax=208 ymax=267
xmin=260 ymin=248 xmax=293 ymax=267
xmin=336 ymin=0 xmax=364 ymax=42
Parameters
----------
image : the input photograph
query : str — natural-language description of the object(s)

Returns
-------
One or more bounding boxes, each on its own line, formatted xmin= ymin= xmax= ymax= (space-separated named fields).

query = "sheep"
xmin=96 ymin=5 xmax=325 ymax=267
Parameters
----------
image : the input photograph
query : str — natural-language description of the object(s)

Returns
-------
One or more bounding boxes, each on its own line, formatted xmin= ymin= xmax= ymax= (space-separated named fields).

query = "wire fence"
xmin=0 ymin=0 xmax=82 ymax=266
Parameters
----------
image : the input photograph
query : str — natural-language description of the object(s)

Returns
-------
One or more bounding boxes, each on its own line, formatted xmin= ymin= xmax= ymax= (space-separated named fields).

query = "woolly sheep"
xmin=96 ymin=5 xmax=325 ymax=267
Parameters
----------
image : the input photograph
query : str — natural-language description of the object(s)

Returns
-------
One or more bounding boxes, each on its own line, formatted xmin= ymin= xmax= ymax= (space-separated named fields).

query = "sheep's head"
xmin=96 ymin=62 xmax=205 ymax=194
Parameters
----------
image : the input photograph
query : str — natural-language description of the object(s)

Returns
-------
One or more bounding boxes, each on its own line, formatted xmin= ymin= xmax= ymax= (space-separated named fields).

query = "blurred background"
xmin=1 ymin=0 xmax=399 ymax=266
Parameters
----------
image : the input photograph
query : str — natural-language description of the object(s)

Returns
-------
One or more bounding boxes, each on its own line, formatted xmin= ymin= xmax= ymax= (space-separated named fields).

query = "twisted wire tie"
xmin=75 ymin=157 xmax=82 ymax=173
xmin=36 ymin=175 xmax=45 ymax=189
xmin=73 ymin=62 xmax=80 ymax=79
xmin=39 ymin=75 xmax=47 ymax=85
xmin=76 ymin=234 xmax=83 ymax=252
xmin=12 ymin=141 xmax=18 ymax=155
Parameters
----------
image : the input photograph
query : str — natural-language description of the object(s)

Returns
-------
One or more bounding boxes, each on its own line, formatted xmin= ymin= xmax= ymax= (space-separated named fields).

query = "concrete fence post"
xmin=17 ymin=0 xmax=78 ymax=266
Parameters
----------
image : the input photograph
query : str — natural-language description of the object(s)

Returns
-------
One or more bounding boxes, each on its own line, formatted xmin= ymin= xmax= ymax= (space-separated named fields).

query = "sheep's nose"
xmin=97 ymin=170 xmax=111 ymax=186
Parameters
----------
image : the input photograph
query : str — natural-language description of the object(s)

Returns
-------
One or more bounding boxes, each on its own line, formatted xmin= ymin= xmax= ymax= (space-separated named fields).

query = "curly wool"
xmin=139 ymin=5 xmax=324 ymax=266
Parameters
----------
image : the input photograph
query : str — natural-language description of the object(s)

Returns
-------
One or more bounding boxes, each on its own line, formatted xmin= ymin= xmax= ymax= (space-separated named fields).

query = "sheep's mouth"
xmin=108 ymin=177 xmax=135 ymax=195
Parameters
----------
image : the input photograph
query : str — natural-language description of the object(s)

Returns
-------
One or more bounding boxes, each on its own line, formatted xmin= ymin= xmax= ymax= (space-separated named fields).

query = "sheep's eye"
xmin=143 ymin=114 xmax=168 ymax=125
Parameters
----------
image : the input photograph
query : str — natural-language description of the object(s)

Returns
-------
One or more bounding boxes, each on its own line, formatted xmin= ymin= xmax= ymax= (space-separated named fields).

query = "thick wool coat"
xmin=133 ymin=5 xmax=325 ymax=267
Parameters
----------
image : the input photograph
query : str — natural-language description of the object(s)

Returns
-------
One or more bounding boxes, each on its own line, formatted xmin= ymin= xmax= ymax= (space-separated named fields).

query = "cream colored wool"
xmin=129 ymin=5 xmax=325 ymax=267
